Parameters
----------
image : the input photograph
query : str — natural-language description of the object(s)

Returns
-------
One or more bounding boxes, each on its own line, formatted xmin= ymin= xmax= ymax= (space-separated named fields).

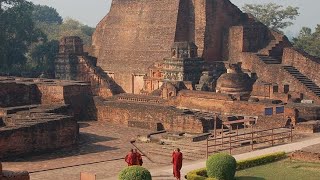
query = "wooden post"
xmin=206 ymin=137 xmax=209 ymax=159
xmin=236 ymin=124 xmax=239 ymax=140
xmin=214 ymin=118 xmax=217 ymax=152
xmin=244 ymin=123 xmax=246 ymax=139
xmin=271 ymin=129 xmax=274 ymax=146
xmin=229 ymin=136 xmax=232 ymax=155
xmin=290 ymin=125 xmax=293 ymax=142
xmin=221 ymin=126 xmax=224 ymax=148
xmin=251 ymin=126 xmax=254 ymax=151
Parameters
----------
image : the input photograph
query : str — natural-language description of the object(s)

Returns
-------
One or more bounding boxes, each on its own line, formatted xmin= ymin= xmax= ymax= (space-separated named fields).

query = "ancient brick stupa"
xmin=92 ymin=0 xmax=247 ymax=93
xmin=216 ymin=63 xmax=253 ymax=96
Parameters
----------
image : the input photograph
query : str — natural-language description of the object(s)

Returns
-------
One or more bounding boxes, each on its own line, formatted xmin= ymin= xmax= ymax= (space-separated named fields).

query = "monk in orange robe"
xmin=172 ymin=148 xmax=183 ymax=180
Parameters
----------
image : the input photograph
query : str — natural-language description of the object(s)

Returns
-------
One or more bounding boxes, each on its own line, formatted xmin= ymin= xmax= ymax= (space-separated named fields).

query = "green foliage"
xmin=29 ymin=40 xmax=59 ymax=73
xmin=293 ymin=25 xmax=320 ymax=57
xmin=187 ymin=152 xmax=287 ymax=180
xmin=0 ymin=1 xmax=94 ymax=75
xmin=59 ymin=18 xmax=94 ymax=45
xmin=35 ymin=18 xmax=95 ymax=45
xmin=236 ymin=152 xmax=287 ymax=170
xmin=187 ymin=168 xmax=217 ymax=180
xmin=206 ymin=153 xmax=237 ymax=180
xmin=237 ymin=159 xmax=320 ymax=180
xmin=118 ymin=166 xmax=152 ymax=180
xmin=242 ymin=3 xmax=299 ymax=32
xmin=0 ymin=0 xmax=45 ymax=70
xmin=32 ymin=5 xmax=62 ymax=24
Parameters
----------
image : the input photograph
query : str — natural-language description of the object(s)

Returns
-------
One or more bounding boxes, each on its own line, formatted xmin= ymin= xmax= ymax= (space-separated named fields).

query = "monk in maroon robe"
xmin=134 ymin=149 xmax=143 ymax=166
xmin=125 ymin=149 xmax=138 ymax=166
xmin=172 ymin=148 xmax=183 ymax=180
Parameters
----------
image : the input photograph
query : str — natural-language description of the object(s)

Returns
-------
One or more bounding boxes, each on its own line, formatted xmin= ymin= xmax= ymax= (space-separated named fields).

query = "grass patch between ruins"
xmin=236 ymin=159 xmax=320 ymax=180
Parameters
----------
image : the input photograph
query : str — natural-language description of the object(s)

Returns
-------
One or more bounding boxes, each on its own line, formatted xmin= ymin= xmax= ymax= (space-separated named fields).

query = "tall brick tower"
xmin=55 ymin=36 xmax=84 ymax=80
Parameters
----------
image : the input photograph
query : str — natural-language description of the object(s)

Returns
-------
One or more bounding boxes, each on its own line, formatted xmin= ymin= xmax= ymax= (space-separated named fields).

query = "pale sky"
xmin=28 ymin=0 xmax=319 ymax=36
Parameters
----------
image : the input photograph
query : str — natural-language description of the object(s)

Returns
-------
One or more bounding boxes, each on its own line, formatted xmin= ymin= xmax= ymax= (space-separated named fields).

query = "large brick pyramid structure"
xmin=92 ymin=0 xmax=247 ymax=92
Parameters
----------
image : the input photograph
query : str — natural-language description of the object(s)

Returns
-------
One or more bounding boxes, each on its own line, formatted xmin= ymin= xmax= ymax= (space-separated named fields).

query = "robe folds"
xmin=172 ymin=151 xmax=183 ymax=178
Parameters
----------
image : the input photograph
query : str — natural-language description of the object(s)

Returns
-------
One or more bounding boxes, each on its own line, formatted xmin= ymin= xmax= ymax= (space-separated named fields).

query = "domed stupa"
xmin=216 ymin=63 xmax=253 ymax=96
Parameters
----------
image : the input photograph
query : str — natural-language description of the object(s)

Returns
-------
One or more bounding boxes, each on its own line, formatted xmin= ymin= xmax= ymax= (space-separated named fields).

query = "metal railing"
xmin=206 ymin=126 xmax=293 ymax=158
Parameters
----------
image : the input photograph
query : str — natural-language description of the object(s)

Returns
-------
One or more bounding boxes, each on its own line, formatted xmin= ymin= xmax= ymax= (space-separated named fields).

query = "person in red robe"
xmin=125 ymin=149 xmax=138 ymax=166
xmin=172 ymin=148 xmax=183 ymax=180
xmin=134 ymin=149 xmax=143 ymax=166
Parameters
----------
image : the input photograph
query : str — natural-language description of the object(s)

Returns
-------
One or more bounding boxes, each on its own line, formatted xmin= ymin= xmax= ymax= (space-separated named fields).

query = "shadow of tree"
xmin=236 ymin=176 xmax=265 ymax=180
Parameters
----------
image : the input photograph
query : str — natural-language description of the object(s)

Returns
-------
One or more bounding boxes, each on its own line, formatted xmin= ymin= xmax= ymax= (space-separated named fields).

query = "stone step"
xmin=283 ymin=66 xmax=320 ymax=96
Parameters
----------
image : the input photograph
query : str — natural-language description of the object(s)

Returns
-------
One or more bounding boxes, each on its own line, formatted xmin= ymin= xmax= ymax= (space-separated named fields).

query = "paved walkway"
xmin=105 ymin=136 xmax=320 ymax=180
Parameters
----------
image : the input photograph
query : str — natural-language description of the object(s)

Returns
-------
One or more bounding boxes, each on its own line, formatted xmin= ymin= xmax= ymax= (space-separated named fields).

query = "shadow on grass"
xmin=236 ymin=176 xmax=265 ymax=180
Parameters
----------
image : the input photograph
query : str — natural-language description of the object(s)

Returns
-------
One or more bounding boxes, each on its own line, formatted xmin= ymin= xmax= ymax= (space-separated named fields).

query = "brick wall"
xmin=95 ymin=100 xmax=204 ymax=133
xmin=0 ymin=115 xmax=78 ymax=159
xmin=172 ymin=90 xmax=295 ymax=129
xmin=282 ymin=47 xmax=320 ymax=87
xmin=0 ymin=82 xmax=40 ymax=107
xmin=240 ymin=53 xmax=320 ymax=103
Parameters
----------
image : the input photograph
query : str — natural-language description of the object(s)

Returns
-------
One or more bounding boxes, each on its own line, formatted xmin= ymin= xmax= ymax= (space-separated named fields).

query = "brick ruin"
xmin=0 ymin=77 xmax=95 ymax=159
xmin=1 ymin=0 xmax=320 ymax=162
xmin=52 ymin=0 xmax=320 ymax=134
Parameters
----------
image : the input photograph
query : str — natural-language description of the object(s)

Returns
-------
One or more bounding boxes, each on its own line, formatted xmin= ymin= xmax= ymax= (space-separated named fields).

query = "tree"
xmin=32 ymin=4 xmax=62 ymax=24
xmin=0 ymin=0 xmax=45 ymax=72
xmin=58 ymin=18 xmax=95 ymax=45
xmin=29 ymin=40 xmax=59 ymax=73
xmin=242 ymin=3 xmax=299 ymax=32
xmin=293 ymin=25 xmax=320 ymax=57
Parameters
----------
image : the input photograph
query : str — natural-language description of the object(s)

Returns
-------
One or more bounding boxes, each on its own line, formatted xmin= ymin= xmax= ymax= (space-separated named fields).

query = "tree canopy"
xmin=0 ymin=0 xmax=45 ymax=72
xmin=0 ymin=1 xmax=95 ymax=76
xmin=32 ymin=4 xmax=62 ymax=24
xmin=242 ymin=3 xmax=299 ymax=32
xmin=293 ymin=25 xmax=320 ymax=57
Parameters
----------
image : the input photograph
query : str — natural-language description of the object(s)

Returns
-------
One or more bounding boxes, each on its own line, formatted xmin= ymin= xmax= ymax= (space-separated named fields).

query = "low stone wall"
xmin=96 ymin=99 xmax=205 ymax=133
xmin=295 ymin=121 xmax=320 ymax=133
xmin=0 ymin=113 xmax=78 ymax=159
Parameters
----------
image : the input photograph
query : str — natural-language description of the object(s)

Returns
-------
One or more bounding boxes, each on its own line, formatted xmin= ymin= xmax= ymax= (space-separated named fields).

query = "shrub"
xmin=206 ymin=153 xmax=237 ymax=180
xmin=118 ymin=166 xmax=152 ymax=180
xmin=237 ymin=151 xmax=287 ymax=170
xmin=186 ymin=168 xmax=217 ymax=180
xmin=187 ymin=151 xmax=287 ymax=180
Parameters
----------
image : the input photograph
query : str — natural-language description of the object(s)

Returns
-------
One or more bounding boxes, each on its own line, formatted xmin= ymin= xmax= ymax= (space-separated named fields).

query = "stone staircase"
xmin=257 ymin=54 xmax=282 ymax=64
xmin=283 ymin=66 xmax=320 ymax=97
xmin=258 ymin=40 xmax=283 ymax=57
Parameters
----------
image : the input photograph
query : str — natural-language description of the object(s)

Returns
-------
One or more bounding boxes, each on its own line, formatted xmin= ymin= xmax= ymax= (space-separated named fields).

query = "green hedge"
xmin=186 ymin=168 xmax=217 ymax=180
xmin=118 ymin=166 xmax=152 ymax=180
xmin=236 ymin=151 xmax=287 ymax=170
xmin=187 ymin=152 xmax=287 ymax=180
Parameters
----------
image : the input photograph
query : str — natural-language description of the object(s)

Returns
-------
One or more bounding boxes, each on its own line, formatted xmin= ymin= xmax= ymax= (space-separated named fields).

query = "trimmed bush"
xmin=237 ymin=151 xmax=287 ymax=170
xmin=206 ymin=153 xmax=237 ymax=180
xmin=118 ymin=166 xmax=152 ymax=180
xmin=186 ymin=168 xmax=217 ymax=180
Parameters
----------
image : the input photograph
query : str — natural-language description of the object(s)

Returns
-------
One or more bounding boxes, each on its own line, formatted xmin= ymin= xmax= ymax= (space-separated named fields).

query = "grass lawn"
xmin=236 ymin=159 xmax=320 ymax=180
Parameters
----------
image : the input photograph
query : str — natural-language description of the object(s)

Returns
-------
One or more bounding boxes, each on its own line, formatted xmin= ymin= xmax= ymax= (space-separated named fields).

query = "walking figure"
xmin=172 ymin=148 xmax=183 ymax=180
